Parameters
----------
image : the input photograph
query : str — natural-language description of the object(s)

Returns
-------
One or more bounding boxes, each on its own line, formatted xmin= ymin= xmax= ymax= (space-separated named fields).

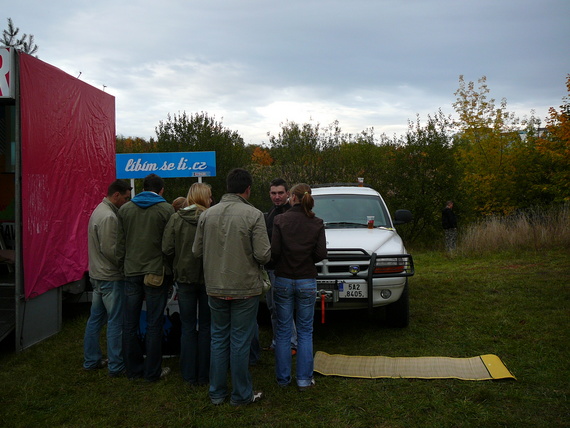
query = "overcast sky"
xmin=6 ymin=1 xmax=570 ymax=144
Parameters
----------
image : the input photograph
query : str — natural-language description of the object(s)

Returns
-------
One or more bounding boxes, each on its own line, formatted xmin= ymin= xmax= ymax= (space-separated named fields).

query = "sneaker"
xmin=211 ymin=397 xmax=226 ymax=405
xmin=160 ymin=367 xmax=171 ymax=379
xmin=297 ymin=379 xmax=316 ymax=392
xmin=84 ymin=358 xmax=108 ymax=371
xmin=230 ymin=391 xmax=263 ymax=406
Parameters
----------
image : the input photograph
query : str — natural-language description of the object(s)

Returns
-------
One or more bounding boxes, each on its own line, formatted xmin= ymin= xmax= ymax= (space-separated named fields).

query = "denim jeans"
xmin=267 ymin=270 xmax=298 ymax=349
xmin=273 ymin=277 xmax=316 ymax=387
xmin=83 ymin=279 xmax=124 ymax=374
xmin=177 ymin=282 xmax=211 ymax=384
xmin=123 ymin=275 xmax=169 ymax=381
xmin=249 ymin=323 xmax=261 ymax=366
xmin=209 ymin=296 xmax=259 ymax=405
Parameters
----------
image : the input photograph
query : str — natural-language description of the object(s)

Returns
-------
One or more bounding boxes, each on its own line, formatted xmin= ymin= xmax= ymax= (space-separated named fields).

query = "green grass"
xmin=1 ymin=249 xmax=568 ymax=427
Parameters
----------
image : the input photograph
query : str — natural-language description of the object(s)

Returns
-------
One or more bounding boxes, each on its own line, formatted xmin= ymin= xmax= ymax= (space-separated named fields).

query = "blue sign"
xmin=116 ymin=152 xmax=216 ymax=179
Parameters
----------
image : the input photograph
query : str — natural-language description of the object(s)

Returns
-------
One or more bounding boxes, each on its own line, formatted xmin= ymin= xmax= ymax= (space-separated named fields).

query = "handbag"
xmin=260 ymin=268 xmax=271 ymax=295
xmin=144 ymin=267 xmax=165 ymax=287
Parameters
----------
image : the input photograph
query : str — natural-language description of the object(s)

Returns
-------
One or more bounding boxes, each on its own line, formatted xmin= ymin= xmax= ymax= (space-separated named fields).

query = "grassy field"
xmin=0 ymin=248 xmax=568 ymax=427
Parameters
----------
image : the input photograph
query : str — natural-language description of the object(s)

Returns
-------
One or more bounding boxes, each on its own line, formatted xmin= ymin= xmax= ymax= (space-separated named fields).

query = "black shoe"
xmin=298 ymin=379 xmax=316 ymax=392
xmin=84 ymin=358 xmax=108 ymax=371
xmin=109 ymin=368 xmax=126 ymax=378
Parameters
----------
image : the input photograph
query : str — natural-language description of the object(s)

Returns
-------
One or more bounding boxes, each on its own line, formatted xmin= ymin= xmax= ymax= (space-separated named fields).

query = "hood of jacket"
xmin=177 ymin=204 xmax=201 ymax=225
xmin=131 ymin=191 xmax=167 ymax=208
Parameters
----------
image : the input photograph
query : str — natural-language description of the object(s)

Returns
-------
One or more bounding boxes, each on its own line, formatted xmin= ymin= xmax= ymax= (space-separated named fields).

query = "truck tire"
xmin=385 ymin=280 xmax=409 ymax=328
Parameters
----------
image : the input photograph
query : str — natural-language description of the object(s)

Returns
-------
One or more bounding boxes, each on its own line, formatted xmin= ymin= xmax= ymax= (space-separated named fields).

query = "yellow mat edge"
xmin=480 ymin=354 xmax=517 ymax=380
xmin=313 ymin=351 xmax=516 ymax=381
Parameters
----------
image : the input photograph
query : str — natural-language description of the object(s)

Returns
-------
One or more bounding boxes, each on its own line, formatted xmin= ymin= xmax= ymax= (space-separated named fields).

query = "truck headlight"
xmin=374 ymin=258 xmax=405 ymax=274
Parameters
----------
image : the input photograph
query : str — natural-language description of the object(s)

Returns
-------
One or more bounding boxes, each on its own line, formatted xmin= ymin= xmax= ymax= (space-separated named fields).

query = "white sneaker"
xmin=160 ymin=367 xmax=171 ymax=378
xmin=251 ymin=391 xmax=263 ymax=403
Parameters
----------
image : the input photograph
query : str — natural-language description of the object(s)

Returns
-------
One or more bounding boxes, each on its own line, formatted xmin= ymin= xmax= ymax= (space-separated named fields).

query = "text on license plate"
xmin=338 ymin=282 xmax=368 ymax=298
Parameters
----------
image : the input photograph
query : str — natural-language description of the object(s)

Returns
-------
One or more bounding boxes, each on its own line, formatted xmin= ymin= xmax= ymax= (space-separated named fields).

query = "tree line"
xmin=117 ymin=75 xmax=570 ymax=247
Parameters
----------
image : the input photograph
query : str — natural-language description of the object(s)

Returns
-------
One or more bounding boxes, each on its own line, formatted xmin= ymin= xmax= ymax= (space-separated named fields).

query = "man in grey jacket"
xmin=83 ymin=179 xmax=131 ymax=377
xmin=117 ymin=174 xmax=175 ymax=382
xmin=193 ymin=168 xmax=271 ymax=406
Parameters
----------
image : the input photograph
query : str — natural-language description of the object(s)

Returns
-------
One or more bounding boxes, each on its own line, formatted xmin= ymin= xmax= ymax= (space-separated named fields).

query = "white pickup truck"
xmin=311 ymin=184 xmax=414 ymax=327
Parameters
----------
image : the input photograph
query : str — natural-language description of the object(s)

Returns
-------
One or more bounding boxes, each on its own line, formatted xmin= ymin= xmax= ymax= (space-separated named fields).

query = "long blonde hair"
xmin=187 ymin=182 xmax=212 ymax=214
xmin=290 ymin=183 xmax=315 ymax=218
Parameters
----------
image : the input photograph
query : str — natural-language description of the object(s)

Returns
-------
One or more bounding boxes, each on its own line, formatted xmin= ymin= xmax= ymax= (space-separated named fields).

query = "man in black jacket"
xmin=263 ymin=178 xmax=297 ymax=354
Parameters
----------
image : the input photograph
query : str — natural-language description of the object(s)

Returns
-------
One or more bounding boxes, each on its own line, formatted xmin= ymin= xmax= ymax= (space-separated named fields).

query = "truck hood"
xmin=324 ymin=227 xmax=406 ymax=255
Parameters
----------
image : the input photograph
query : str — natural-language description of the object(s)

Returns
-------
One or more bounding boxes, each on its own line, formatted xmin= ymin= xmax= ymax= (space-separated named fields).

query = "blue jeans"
xmin=273 ymin=277 xmax=316 ymax=387
xmin=83 ymin=279 xmax=124 ymax=374
xmin=177 ymin=282 xmax=211 ymax=384
xmin=123 ymin=275 xmax=169 ymax=381
xmin=209 ymin=296 xmax=259 ymax=405
xmin=267 ymin=270 xmax=298 ymax=349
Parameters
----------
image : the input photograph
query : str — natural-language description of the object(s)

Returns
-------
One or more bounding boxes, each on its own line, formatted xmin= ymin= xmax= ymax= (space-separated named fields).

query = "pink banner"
xmin=19 ymin=53 xmax=116 ymax=299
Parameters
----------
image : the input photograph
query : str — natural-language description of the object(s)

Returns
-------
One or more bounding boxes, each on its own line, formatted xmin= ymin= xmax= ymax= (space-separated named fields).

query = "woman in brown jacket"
xmin=271 ymin=183 xmax=327 ymax=391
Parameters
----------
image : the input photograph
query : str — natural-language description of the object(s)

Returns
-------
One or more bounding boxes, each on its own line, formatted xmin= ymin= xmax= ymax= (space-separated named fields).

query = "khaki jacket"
xmin=162 ymin=205 xmax=204 ymax=284
xmin=88 ymin=198 xmax=122 ymax=281
xmin=193 ymin=193 xmax=271 ymax=297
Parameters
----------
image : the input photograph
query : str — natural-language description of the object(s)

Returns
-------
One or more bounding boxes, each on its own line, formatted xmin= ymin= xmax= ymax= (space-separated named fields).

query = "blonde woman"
xmin=271 ymin=183 xmax=327 ymax=391
xmin=163 ymin=182 xmax=212 ymax=385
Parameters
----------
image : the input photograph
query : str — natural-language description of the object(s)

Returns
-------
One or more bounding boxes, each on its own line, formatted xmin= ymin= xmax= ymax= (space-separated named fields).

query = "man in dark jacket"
xmin=117 ymin=174 xmax=175 ymax=382
xmin=263 ymin=178 xmax=297 ymax=353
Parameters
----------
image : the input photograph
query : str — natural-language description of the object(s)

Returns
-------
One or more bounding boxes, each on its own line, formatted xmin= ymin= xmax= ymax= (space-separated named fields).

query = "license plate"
xmin=338 ymin=282 xmax=368 ymax=298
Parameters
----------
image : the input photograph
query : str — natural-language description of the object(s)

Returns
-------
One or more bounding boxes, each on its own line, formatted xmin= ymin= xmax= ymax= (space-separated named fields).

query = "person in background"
xmin=117 ymin=173 xmax=174 ymax=382
xmin=163 ymin=182 xmax=212 ymax=386
xmin=271 ymin=183 xmax=327 ymax=392
xmin=442 ymin=200 xmax=458 ymax=252
xmin=193 ymin=168 xmax=270 ymax=406
xmin=83 ymin=180 xmax=132 ymax=377
xmin=172 ymin=196 xmax=189 ymax=212
xmin=263 ymin=178 xmax=297 ymax=354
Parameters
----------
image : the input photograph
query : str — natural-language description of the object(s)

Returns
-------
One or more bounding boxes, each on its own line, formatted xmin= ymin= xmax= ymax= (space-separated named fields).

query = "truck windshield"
xmin=312 ymin=194 xmax=391 ymax=228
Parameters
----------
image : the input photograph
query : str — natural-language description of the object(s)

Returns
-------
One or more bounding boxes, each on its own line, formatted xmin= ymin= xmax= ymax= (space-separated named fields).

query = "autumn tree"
xmin=250 ymin=146 xmax=273 ymax=166
xmin=534 ymin=74 xmax=570 ymax=203
xmin=2 ymin=18 xmax=39 ymax=56
xmin=452 ymin=75 xmax=523 ymax=215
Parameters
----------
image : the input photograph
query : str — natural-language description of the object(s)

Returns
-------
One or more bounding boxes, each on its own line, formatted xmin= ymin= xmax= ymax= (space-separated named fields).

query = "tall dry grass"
xmin=459 ymin=203 xmax=570 ymax=254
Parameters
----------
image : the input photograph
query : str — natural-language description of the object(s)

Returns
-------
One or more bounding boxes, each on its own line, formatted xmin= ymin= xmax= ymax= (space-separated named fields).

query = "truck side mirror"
xmin=393 ymin=209 xmax=413 ymax=225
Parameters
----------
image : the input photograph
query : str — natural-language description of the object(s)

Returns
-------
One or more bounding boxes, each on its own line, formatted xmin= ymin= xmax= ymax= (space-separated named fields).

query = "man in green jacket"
xmin=117 ymin=173 xmax=175 ymax=382
xmin=193 ymin=168 xmax=271 ymax=406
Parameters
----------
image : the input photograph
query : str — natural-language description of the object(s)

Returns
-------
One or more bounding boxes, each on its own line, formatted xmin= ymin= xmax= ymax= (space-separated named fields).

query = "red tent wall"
xmin=19 ymin=53 xmax=116 ymax=299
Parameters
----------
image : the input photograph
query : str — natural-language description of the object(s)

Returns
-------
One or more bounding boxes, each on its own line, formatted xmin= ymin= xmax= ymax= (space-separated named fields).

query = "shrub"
xmin=459 ymin=204 xmax=570 ymax=254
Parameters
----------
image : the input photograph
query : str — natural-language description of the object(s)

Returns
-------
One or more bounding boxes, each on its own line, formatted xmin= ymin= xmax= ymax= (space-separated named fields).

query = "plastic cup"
xmin=367 ymin=216 xmax=374 ymax=229
xmin=358 ymin=177 xmax=364 ymax=187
